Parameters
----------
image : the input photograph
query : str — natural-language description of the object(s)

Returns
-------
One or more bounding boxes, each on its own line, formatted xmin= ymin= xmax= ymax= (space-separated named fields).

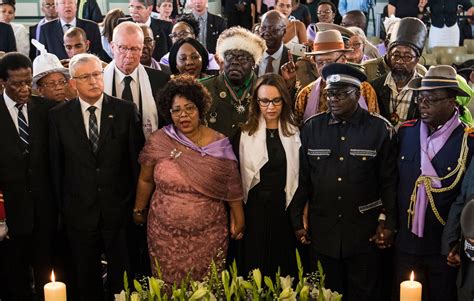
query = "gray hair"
xmin=347 ymin=26 xmax=367 ymax=45
xmin=112 ymin=21 xmax=144 ymax=43
xmin=69 ymin=53 xmax=101 ymax=77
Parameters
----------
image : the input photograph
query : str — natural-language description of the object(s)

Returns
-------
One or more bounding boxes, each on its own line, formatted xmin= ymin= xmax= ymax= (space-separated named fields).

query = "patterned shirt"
xmin=383 ymin=71 xmax=420 ymax=125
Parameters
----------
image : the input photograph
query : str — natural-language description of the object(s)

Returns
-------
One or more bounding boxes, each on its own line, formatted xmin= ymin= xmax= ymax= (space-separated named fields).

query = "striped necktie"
xmin=88 ymin=106 xmax=99 ymax=153
xmin=15 ymin=103 xmax=29 ymax=151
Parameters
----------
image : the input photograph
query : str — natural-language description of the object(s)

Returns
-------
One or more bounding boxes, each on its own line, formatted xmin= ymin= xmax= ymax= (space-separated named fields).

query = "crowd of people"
xmin=1 ymin=0 xmax=474 ymax=300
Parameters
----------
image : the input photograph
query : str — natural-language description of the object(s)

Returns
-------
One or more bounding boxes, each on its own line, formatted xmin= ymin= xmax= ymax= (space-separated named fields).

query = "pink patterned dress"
xmin=139 ymin=129 xmax=243 ymax=285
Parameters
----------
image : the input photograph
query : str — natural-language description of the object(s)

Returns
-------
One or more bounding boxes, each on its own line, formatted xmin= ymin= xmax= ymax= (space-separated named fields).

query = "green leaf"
xmin=264 ymin=276 xmax=275 ymax=293
xmin=124 ymin=271 xmax=130 ymax=294
xmin=133 ymin=279 xmax=143 ymax=293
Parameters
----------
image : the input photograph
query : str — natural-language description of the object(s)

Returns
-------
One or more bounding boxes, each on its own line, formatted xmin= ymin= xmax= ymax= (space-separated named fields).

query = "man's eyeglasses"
xmin=259 ymin=25 xmax=285 ymax=35
xmin=257 ymin=97 xmax=283 ymax=107
xmin=42 ymin=3 xmax=55 ymax=8
xmin=224 ymin=52 xmax=253 ymax=64
xmin=327 ymin=89 xmax=357 ymax=100
xmin=7 ymin=79 xmax=32 ymax=89
xmin=73 ymin=71 xmax=103 ymax=82
xmin=390 ymin=53 xmax=415 ymax=63
xmin=170 ymin=104 xmax=198 ymax=116
xmin=169 ymin=31 xmax=193 ymax=39
xmin=314 ymin=54 xmax=345 ymax=68
xmin=144 ymin=37 xmax=155 ymax=46
xmin=348 ymin=42 xmax=363 ymax=50
xmin=39 ymin=79 xmax=68 ymax=88
xmin=417 ymin=95 xmax=452 ymax=106
xmin=115 ymin=44 xmax=142 ymax=54
xmin=317 ymin=9 xmax=333 ymax=15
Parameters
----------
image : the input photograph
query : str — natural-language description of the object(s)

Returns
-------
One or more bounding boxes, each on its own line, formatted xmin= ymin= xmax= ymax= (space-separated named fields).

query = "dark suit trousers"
xmin=0 ymin=230 xmax=52 ymax=301
xmin=457 ymin=261 xmax=474 ymax=301
xmin=313 ymin=249 xmax=380 ymax=301
xmin=67 ymin=223 xmax=130 ymax=301
xmin=395 ymin=249 xmax=458 ymax=301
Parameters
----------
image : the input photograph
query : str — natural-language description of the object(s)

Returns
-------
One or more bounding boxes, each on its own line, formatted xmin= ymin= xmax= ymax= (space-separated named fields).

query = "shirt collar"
xmin=193 ymin=11 xmax=208 ymax=21
xmin=3 ymin=91 xmax=26 ymax=110
xmin=328 ymin=105 xmax=363 ymax=125
xmin=144 ymin=16 xmax=151 ymax=26
xmin=60 ymin=17 xmax=76 ymax=27
xmin=114 ymin=64 xmax=139 ymax=83
xmin=384 ymin=70 xmax=420 ymax=93
xmin=264 ymin=44 xmax=284 ymax=60
xmin=79 ymin=94 xmax=104 ymax=114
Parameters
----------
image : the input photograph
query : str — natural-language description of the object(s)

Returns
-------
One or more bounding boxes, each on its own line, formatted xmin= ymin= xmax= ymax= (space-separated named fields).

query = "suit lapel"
xmin=26 ymin=98 xmax=37 ymax=152
xmin=97 ymin=95 xmax=114 ymax=153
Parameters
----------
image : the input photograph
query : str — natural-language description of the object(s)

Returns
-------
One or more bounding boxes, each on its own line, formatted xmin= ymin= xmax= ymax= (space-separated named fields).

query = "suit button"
xmin=338 ymin=214 xmax=342 ymax=218
xmin=339 ymin=157 xmax=344 ymax=161
xmin=337 ymin=196 xmax=342 ymax=200
xmin=96 ymin=168 xmax=100 ymax=172
xmin=401 ymin=156 xmax=405 ymax=160
xmin=337 ymin=177 xmax=342 ymax=182
xmin=340 ymin=136 xmax=346 ymax=141
xmin=97 ymin=187 xmax=102 ymax=192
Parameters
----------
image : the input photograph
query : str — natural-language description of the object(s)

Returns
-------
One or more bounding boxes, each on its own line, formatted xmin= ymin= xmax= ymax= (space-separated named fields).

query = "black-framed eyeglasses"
xmin=390 ymin=53 xmax=415 ymax=63
xmin=317 ymin=9 xmax=333 ymax=15
xmin=39 ymin=79 xmax=68 ymax=88
xmin=257 ymin=97 xmax=283 ymax=107
xmin=327 ymin=89 xmax=357 ymax=100
xmin=224 ymin=52 xmax=253 ymax=64
xmin=73 ymin=71 xmax=104 ymax=82
xmin=170 ymin=104 xmax=198 ymax=116
xmin=416 ymin=95 xmax=453 ymax=106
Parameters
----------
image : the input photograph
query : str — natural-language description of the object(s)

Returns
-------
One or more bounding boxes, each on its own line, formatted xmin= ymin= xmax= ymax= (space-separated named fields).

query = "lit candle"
xmin=400 ymin=271 xmax=422 ymax=301
xmin=44 ymin=270 xmax=67 ymax=301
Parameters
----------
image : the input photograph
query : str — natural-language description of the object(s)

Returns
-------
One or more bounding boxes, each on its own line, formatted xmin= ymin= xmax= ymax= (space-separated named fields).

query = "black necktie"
xmin=63 ymin=23 xmax=72 ymax=33
xmin=121 ymin=76 xmax=133 ymax=102
xmin=16 ymin=103 xmax=29 ymax=151
xmin=265 ymin=56 xmax=275 ymax=74
xmin=88 ymin=106 xmax=99 ymax=153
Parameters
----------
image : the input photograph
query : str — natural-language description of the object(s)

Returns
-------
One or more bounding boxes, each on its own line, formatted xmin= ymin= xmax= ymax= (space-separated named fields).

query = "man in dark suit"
xmin=0 ymin=22 xmax=16 ymax=53
xmin=120 ymin=0 xmax=172 ymax=61
xmin=0 ymin=52 xmax=56 ymax=301
xmin=77 ymin=0 xmax=103 ymax=23
xmin=255 ymin=11 xmax=291 ymax=77
xmin=49 ymin=53 xmax=145 ymax=301
xmin=104 ymin=21 xmax=170 ymax=139
xmin=29 ymin=0 xmax=58 ymax=60
xmin=191 ymin=0 xmax=227 ymax=54
xmin=38 ymin=0 xmax=102 ymax=60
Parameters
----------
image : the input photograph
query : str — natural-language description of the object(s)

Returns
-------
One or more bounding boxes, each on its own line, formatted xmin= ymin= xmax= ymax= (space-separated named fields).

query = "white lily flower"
xmin=114 ymin=290 xmax=126 ymax=301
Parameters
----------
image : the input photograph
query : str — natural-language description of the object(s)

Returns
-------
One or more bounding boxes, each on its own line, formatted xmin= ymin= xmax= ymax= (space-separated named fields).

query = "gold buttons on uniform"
xmin=339 ymin=157 xmax=344 ymax=161
xmin=401 ymin=156 xmax=405 ymax=160
xmin=317 ymin=157 xmax=320 ymax=160
xmin=362 ymin=157 xmax=367 ymax=161
xmin=447 ymin=167 xmax=452 ymax=171
xmin=337 ymin=177 xmax=342 ymax=182
xmin=340 ymin=136 xmax=346 ymax=141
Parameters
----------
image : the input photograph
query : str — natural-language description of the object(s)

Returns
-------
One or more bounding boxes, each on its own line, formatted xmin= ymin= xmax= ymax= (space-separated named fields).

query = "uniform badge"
xmin=327 ymin=74 xmax=341 ymax=84
xmin=209 ymin=112 xmax=217 ymax=124
xmin=219 ymin=91 xmax=227 ymax=99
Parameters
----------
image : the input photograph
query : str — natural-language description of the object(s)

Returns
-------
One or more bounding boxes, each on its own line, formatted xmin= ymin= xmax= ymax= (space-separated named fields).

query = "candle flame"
xmin=410 ymin=271 xmax=414 ymax=281
xmin=51 ymin=270 xmax=56 ymax=283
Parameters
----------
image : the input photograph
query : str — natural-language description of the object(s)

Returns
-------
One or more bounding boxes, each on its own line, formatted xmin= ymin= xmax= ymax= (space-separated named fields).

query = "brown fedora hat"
xmin=408 ymin=65 xmax=469 ymax=97
xmin=306 ymin=29 xmax=353 ymax=56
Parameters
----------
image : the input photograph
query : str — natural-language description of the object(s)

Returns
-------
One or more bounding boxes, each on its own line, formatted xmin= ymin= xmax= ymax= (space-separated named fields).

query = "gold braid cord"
xmin=408 ymin=131 xmax=470 ymax=228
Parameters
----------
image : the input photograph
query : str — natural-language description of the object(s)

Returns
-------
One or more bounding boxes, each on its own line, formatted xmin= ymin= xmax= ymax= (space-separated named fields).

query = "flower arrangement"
xmin=115 ymin=250 xmax=342 ymax=301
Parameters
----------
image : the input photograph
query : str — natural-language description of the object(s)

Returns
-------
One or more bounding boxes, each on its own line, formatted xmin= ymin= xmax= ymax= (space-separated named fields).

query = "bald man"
xmin=256 ymin=11 xmax=292 ymax=77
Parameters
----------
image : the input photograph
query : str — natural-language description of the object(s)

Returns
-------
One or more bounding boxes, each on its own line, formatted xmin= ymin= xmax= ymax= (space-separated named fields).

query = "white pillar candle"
xmin=44 ymin=271 xmax=67 ymax=301
xmin=400 ymin=271 xmax=422 ymax=301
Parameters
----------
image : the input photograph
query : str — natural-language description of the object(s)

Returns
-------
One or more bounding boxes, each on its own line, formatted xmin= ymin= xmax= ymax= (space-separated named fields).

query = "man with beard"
xmin=256 ymin=11 xmax=291 ymax=77
xmin=200 ymin=27 xmax=266 ymax=140
xmin=396 ymin=65 xmax=474 ymax=301
xmin=290 ymin=63 xmax=397 ymax=300
xmin=370 ymin=17 xmax=427 ymax=128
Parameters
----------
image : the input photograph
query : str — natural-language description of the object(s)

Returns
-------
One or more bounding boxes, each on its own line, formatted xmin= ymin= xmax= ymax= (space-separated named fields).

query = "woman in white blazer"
xmin=236 ymin=74 xmax=301 ymax=277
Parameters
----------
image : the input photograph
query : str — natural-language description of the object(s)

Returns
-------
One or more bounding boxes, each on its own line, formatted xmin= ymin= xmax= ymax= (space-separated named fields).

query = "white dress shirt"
xmin=79 ymin=95 xmax=103 ymax=138
xmin=4 ymin=92 xmax=28 ymax=134
xmin=114 ymin=66 xmax=140 ymax=105
xmin=60 ymin=17 xmax=77 ymax=32
xmin=258 ymin=44 xmax=284 ymax=77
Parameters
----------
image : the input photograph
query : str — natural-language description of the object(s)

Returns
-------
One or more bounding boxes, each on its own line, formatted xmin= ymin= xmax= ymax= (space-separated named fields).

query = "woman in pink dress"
xmin=133 ymin=75 xmax=245 ymax=285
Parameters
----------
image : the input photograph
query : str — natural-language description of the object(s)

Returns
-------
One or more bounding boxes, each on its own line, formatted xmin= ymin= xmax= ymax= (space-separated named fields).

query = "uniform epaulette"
xmin=198 ymin=74 xmax=217 ymax=83
xmin=303 ymin=110 xmax=328 ymax=125
xmin=399 ymin=119 xmax=418 ymax=128
xmin=369 ymin=111 xmax=393 ymax=126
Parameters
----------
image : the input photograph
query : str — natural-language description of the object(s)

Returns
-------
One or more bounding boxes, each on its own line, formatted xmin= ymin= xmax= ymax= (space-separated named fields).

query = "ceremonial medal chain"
xmin=223 ymin=79 xmax=251 ymax=115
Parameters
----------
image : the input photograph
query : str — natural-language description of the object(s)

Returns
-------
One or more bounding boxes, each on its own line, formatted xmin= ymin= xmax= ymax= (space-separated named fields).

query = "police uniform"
xmin=200 ymin=74 xmax=256 ymax=140
xmin=290 ymin=64 xmax=398 ymax=301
